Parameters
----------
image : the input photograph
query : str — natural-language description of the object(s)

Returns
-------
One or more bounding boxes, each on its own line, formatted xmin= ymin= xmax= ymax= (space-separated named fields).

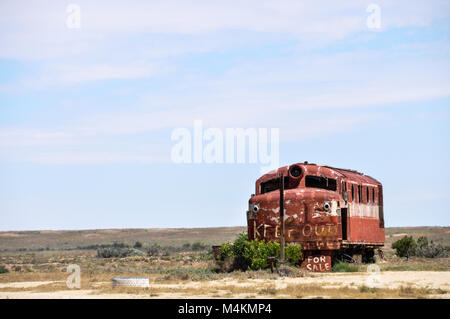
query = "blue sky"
xmin=1 ymin=1 xmax=449 ymax=230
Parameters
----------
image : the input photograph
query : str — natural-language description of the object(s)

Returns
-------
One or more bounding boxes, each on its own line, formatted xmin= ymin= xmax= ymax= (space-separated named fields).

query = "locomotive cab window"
xmin=260 ymin=176 xmax=289 ymax=194
xmin=305 ymin=175 xmax=337 ymax=191
xmin=366 ymin=187 xmax=370 ymax=203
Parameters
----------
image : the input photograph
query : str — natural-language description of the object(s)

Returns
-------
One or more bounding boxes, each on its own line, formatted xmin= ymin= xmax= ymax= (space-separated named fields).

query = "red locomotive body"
xmin=247 ymin=162 xmax=385 ymax=271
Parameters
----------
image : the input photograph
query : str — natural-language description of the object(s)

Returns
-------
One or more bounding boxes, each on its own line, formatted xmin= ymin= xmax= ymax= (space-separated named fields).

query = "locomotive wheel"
xmin=332 ymin=248 xmax=375 ymax=265
xmin=362 ymin=249 xmax=375 ymax=263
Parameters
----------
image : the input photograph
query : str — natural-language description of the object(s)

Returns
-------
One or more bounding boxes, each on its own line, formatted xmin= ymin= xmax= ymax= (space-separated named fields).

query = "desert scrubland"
xmin=0 ymin=226 xmax=449 ymax=299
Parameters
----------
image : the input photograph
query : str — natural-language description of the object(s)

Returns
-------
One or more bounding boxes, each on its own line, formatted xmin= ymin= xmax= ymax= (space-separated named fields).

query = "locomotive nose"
xmin=248 ymin=189 xmax=339 ymax=225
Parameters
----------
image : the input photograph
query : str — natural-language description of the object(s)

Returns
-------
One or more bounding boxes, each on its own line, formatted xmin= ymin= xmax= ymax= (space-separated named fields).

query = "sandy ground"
xmin=0 ymin=271 xmax=449 ymax=299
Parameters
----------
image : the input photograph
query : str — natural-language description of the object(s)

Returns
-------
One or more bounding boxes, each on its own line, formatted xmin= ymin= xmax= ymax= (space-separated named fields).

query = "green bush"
xmin=391 ymin=235 xmax=449 ymax=259
xmin=218 ymin=233 xmax=302 ymax=271
xmin=230 ymin=233 xmax=251 ymax=270
xmin=232 ymin=233 xmax=248 ymax=257
xmin=285 ymin=244 xmax=302 ymax=266
xmin=392 ymin=236 xmax=417 ymax=259
xmin=219 ymin=243 xmax=233 ymax=261
xmin=417 ymin=236 xmax=428 ymax=249
xmin=0 ymin=265 xmax=9 ymax=274
xmin=332 ymin=261 xmax=359 ymax=272
xmin=243 ymin=239 xmax=280 ymax=270
xmin=133 ymin=241 xmax=143 ymax=248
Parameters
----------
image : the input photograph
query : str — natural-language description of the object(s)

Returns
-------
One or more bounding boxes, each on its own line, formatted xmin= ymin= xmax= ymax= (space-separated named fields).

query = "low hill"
xmin=0 ymin=226 xmax=448 ymax=252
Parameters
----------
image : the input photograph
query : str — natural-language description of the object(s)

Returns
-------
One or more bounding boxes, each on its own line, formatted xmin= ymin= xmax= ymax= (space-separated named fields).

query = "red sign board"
xmin=301 ymin=255 xmax=332 ymax=272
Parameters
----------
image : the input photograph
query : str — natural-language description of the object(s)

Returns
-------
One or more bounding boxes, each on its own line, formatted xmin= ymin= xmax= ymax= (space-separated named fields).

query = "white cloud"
xmin=1 ymin=0 xmax=449 ymax=60
xmin=0 ymin=0 xmax=448 ymax=89
xmin=0 ymin=129 xmax=77 ymax=147
xmin=2 ymin=41 xmax=449 ymax=163
xmin=22 ymin=152 xmax=170 ymax=165
xmin=54 ymin=63 xmax=162 ymax=83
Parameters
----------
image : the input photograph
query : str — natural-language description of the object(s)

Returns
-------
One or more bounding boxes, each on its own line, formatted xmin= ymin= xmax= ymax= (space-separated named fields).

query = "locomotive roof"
xmin=260 ymin=162 xmax=381 ymax=186
xmin=323 ymin=165 xmax=381 ymax=185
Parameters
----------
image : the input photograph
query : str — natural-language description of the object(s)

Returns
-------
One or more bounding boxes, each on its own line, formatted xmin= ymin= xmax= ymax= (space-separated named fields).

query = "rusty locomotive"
xmin=247 ymin=162 xmax=385 ymax=271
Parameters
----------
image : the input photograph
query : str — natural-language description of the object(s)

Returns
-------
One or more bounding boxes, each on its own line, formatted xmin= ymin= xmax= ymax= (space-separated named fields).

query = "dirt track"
xmin=0 ymin=271 xmax=449 ymax=299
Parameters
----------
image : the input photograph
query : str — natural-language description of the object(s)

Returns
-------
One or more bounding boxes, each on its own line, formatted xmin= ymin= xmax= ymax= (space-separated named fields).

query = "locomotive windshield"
xmin=260 ymin=176 xmax=289 ymax=194
xmin=305 ymin=175 xmax=337 ymax=191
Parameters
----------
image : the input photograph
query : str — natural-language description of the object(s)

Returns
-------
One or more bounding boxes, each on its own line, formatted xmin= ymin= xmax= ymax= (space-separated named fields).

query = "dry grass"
xmin=1 ymin=269 xmax=448 ymax=299
xmin=379 ymin=256 xmax=450 ymax=272
xmin=0 ymin=271 xmax=67 ymax=283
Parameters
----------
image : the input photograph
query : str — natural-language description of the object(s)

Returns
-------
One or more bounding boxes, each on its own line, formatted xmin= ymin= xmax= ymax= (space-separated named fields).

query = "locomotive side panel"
xmin=348 ymin=217 xmax=385 ymax=244
xmin=345 ymin=183 xmax=385 ymax=244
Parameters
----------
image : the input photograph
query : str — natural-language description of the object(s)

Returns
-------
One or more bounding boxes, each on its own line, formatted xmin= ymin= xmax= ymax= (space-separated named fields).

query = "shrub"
xmin=417 ymin=236 xmax=428 ymax=249
xmin=0 ymin=265 xmax=9 ymax=274
xmin=218 ymin=239 xmax=248 ymax=271
xmin=416 ymin=244 xmax=450 ymax=258
xmin=133 ymin=241 xmax=143 ymax=248
xmin=112 ymin=242 xmax=130 ymax=248
xmin=97 ymin=247 xmax=144 ymax=258
xmin=242 ymin=239 xmax=280 ymax=270
xmin=219 ymin=243 xmax=233 ymax=261
xmin=146 ymin=243 xmax=162 ymax=257
xmin=359 ymin=285 xmax=377 ymax=293
xmin=392 ymin=236 xmax=417 ymax=259
xmin=232 ymin=233 xmax=248 ymax=257
xmin=285 ymin=244 xmax=302 ymax=266
xmin=277 ymin=263 xmax=305 ymax=277
xmin=217 ymin=257 xmax=235 ymax=273
xmin=192 ymin=241 xmax=208 ymax=251
xmin=231 ymin=233 xmax=250 ymax=270
xmin=218 ymin=233 xmax=302 ymax=271
xmin=332 ymin=261 xmax=359 ymax=272
xmin=159 ymin=268 xmax=216 ymax=281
